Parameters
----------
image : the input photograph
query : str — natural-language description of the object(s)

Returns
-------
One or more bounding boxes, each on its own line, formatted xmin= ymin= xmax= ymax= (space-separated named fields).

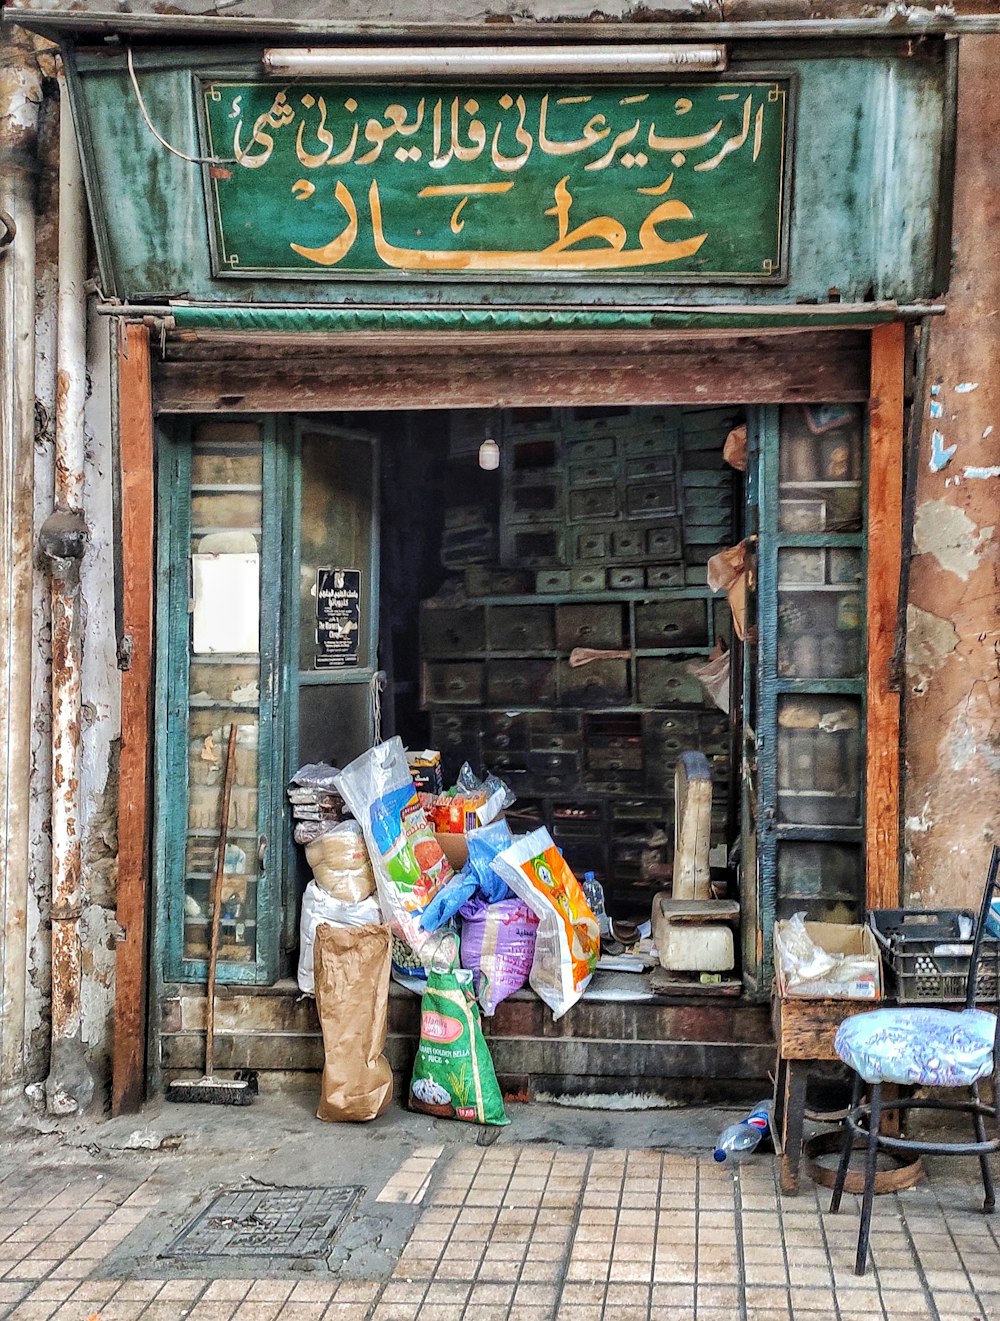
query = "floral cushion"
xmin=835 ymin=1007 xmax=998 ymax=1087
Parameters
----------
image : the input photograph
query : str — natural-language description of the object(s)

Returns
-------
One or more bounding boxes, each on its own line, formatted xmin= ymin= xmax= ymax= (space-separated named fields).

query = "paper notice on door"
xmin=192 ymin=553 xmax=260 ymax=655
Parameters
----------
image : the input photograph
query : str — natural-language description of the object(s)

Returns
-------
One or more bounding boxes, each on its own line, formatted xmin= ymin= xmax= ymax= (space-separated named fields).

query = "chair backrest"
xmin=965 ymin=844 xmax=1000 ymax=1010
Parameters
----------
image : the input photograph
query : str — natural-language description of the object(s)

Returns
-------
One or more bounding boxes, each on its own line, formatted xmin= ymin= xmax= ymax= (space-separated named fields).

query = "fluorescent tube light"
xmin=263 ymin=45 xmax=729 ymax=79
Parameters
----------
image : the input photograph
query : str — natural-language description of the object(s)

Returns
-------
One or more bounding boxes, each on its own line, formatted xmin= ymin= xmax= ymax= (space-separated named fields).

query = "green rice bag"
xmin=409 ymin=967 xmax=509 ymax=1126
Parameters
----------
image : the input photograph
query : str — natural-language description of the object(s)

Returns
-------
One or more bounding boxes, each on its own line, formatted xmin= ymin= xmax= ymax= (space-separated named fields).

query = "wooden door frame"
xmin=865 ymin=322 xmax=904 ymax=909
xmin=113 ymin=320 xmax=903 ymax=1109
xmin=113 ymin=323 xmax=155 ymax=1114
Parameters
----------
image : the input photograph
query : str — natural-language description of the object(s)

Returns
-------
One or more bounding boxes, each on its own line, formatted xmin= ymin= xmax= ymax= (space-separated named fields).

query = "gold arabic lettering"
xmin=288 ymin=176 xmax=706 ymax=272
xmin=229 ymin=84 xmax=775 ymax=178
xmin=288 ymin=180 xmax=359 ymax=265
xmin=490 ymin=93 xmax=533 ymax=172
xmin=694 ymin=94 xmax=753 ymax=172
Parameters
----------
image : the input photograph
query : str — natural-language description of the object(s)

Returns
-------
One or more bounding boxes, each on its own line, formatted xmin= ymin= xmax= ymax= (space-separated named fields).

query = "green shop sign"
xmin=201 ymin=79 xmax=791 ymax=282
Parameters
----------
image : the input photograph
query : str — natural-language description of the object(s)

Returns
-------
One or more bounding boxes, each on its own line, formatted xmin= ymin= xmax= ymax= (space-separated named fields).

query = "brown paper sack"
xmin=314 ymin=922 xmax=394 ymax=1123
xmin=723 ymin=423 xmax=748 ymax=472
xmin=727 ymin=573 xmax=748 ymax=642
xmin=707 ymin=541 xmax=749 ymax=642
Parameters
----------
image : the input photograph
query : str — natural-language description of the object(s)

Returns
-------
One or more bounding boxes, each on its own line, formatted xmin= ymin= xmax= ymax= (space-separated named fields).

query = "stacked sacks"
xmin=298 ymin=820 xmax=380 ymax=995
xmin=419 ymin=819 xmax=540 ymax=1017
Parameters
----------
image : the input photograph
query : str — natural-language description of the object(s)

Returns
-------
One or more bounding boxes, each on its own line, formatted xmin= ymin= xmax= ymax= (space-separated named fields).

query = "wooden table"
xmin=771 ymin=995 xmax=877 ymax=1194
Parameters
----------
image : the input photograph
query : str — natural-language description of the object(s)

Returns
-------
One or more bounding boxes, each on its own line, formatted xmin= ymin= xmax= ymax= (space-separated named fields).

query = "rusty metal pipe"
xmin=54 ymin=83 xmax=85 ymax=514
xmin=42 ymin=80 xmax=91 ymax=1116
xmin=0 ymin=27 xmax=42 ymax=1101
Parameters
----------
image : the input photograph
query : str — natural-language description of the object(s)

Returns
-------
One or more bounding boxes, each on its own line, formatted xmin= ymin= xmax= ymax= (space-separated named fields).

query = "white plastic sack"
xmin=298 ymin=881 xmax=382 ymax=994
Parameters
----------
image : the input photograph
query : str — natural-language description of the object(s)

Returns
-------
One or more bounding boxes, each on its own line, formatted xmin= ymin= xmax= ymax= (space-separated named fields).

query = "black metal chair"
xmin=830 ymin=844 xmax=1000 ymax=1275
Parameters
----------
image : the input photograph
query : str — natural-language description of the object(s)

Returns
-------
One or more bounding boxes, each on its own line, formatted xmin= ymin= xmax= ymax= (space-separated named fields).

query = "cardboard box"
xmin=435 ymin=832 xmax=469 ymax=872
xmin=434 ymin=810 xmax=507 ymax=874
xmin=774 ymin=920 xmax=882 ymax=1000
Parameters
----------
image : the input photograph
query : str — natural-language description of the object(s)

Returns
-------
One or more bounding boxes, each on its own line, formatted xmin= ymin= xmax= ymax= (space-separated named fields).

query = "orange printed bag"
xmin=491 ymin=828 xmax=599 ymax=1020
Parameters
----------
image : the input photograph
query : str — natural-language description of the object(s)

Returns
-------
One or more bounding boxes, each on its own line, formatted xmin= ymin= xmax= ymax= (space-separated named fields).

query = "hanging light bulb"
xmin=478 ymin=436 xmax=500 ymax=471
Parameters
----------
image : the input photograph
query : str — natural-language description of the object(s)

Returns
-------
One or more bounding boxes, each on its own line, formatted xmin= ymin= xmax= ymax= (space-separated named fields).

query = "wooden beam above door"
xmin=153 ymin=329 xmax=871 ymax=414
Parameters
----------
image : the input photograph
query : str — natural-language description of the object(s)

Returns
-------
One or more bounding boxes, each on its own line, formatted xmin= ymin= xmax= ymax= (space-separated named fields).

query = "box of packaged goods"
xmin=775 ymin=918 xmax=882 ymax=1000
xmin=407 ymin=750 xmax=444 ymax=796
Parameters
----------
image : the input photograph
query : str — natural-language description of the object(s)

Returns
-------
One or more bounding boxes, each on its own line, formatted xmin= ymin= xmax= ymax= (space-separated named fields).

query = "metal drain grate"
xmin=162 ymin=1186 xmax=364 ymax=1260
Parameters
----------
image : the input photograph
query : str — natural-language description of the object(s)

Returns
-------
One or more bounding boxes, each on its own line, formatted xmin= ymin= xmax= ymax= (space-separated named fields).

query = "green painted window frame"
xmin=154 ymin=416 xmax=288 ymax=986
xmin=281 ymin=419 xmax=380 ymax=951
xmin=154 ymin=415 xmax=380 ymax=983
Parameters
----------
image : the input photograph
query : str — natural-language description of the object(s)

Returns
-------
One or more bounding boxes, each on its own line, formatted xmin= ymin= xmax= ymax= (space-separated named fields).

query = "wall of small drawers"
xmin=419 ymin=406 xmax=740 ymax=920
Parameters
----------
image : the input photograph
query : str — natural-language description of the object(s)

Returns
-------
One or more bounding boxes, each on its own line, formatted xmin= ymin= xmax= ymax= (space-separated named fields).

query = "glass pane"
xmin=298 ymin=683 xmax=372 ymax=770
xmin=299 ymin=431 xmax=375 ymax=672
xmin=184 ymin=423 xmax=263 ymax=964
xmin=778 ymin=404 xmax=863 ymax=532
xmin=776 ymin=694 xmax=862 ymax=826
xmin=776 ymin=841 xmax=863 ymax=921
xmin=777 ymin=547 xmax=864 ymax=678
xmin=775 ymin=893 xmax=863 ymax=923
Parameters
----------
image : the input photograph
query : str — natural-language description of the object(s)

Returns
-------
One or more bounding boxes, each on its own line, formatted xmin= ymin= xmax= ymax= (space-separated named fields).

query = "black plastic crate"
xmin=869 ymin=908 xmax=1000 ymax=1005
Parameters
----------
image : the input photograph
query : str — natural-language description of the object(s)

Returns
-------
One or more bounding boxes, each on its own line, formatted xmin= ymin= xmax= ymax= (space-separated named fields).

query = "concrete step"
xmin=161 ymin=977 xmax=774 ymax=1102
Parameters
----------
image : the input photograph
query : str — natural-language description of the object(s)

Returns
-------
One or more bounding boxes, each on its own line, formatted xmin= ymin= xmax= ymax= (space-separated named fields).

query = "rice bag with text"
xmin=409 ymin=967 xmax=508 ymax=1125
xmin=459 ymin=895 xmax=539 ymax=1016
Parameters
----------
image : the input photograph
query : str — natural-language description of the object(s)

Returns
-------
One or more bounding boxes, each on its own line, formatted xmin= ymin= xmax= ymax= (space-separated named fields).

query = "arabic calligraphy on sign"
xmin=202 ymin=81 xmax=790 ymax=280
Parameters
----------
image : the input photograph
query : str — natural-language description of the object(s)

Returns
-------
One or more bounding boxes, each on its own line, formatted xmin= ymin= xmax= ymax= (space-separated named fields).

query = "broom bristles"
xmin=166 ymin=1075 xmax=256 ymax=1106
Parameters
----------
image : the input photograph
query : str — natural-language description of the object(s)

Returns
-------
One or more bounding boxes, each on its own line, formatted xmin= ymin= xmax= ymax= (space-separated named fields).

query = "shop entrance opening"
xmin=157 ymin=386 xmax=870 ymax=1061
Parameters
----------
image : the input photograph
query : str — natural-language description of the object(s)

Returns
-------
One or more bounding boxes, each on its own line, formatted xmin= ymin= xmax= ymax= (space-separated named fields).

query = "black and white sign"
xmin=315 ymin=569 xmax=362 ymax=669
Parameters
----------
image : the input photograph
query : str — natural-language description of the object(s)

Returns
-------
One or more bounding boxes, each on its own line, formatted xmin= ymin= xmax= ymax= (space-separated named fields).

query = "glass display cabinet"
xmin=741 ymin=403 xmax=868 ymax=994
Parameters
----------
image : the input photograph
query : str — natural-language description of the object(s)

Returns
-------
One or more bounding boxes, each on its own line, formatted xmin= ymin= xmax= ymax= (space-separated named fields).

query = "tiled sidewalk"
xmin=1 ymin=1140 xmax=999 ymax=1321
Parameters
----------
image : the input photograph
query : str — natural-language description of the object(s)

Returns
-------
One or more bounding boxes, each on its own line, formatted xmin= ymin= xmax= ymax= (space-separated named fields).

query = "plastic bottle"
xmin=713 ymin=1101 xmax=771 ymax=1162
xmin=582 ymin=871 xmax=611 ymax=937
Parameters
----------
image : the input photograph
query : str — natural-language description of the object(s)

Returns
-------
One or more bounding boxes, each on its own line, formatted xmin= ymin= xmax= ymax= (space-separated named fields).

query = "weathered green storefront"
xmin=8 ymin=2 xmax=964 ymax=1108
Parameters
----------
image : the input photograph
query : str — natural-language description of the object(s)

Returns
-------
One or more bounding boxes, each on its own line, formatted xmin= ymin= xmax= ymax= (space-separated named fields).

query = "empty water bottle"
xmin=713 ymin=1101 xmax=770 ymax=1162
xmin=582 ymin=871 xmax=611 ymax=937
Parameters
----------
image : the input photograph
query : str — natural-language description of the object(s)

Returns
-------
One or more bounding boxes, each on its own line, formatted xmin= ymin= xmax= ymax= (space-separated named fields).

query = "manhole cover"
xmin=162 ymin=1186 xmax=364 ymax=1260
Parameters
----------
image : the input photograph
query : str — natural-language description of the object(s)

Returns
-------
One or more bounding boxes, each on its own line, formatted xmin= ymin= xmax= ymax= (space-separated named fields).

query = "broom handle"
xmin=205 ymin=722 xmax=238 ymax=1079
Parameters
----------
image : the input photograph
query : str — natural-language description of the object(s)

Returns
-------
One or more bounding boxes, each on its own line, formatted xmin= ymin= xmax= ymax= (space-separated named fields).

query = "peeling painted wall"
xmin=26 ymin=66 xmax=59 ymax=1080
xmin=903 ymin=35 xmax=1000 ymax=909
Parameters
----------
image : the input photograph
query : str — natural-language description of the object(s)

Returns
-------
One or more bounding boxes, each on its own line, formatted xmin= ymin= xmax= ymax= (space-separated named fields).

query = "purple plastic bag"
xmin=459 ymin=896 xmax=540 ymax=1016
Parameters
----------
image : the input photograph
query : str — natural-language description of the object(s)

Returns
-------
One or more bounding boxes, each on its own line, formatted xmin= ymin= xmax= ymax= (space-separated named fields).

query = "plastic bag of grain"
xmin=304 ymin=820 xmax=376 ymax=903
xmin=408 ymin=966 xmax=508 ymax=1125
xmin=491 ymin=828 xmax=600 ymax=1020
xmin=459 ymin=895 xmax=539 ymax=1016
xmin=335 ymin=738 xmax=455 ymax=973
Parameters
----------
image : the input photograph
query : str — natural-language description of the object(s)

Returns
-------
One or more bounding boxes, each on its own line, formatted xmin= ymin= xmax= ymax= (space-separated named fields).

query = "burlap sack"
xmin=314 ymin=922 xmax=393 ymax=1122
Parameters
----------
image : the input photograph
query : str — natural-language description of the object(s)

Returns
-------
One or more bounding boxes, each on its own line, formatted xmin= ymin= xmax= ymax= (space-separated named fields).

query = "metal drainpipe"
xmin=39 ymin=77 xmax=91 ymax=1116
xmin=0 ymin=28 xmax=42 ymax=1101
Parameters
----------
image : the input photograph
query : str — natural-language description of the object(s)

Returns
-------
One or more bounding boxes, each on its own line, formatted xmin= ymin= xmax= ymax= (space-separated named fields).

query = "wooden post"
xmin=113 ymin=323 xmax=155 ymax=1114
xmin=866 ymin=323 xmax=905 ymax=911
